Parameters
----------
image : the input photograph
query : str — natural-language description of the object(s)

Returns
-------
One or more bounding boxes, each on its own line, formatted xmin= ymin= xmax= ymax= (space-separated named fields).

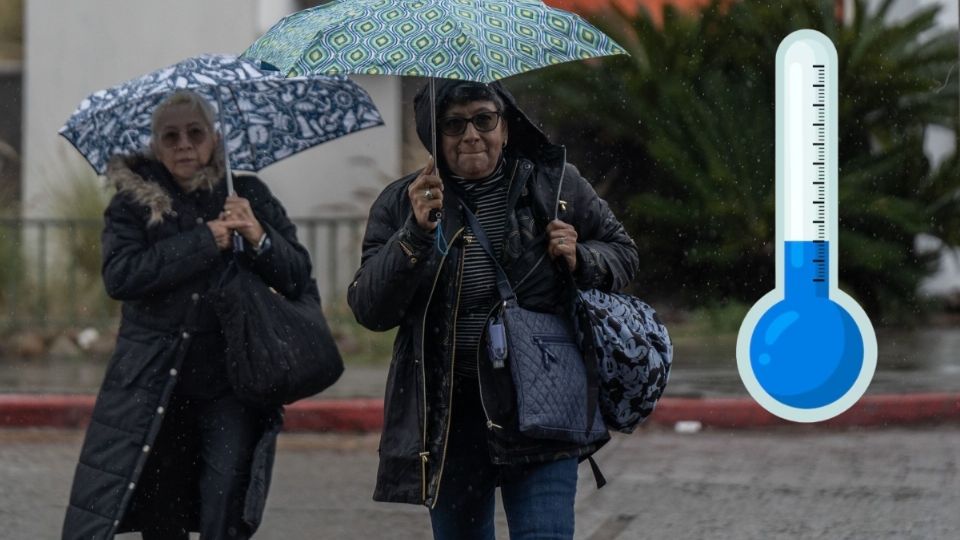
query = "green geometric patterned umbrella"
xmin=242 ymin=0 xmax=626 ymax=83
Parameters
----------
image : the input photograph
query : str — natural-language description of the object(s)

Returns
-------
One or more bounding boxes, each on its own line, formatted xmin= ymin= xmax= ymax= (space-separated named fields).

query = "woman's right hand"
xmin=407 ymin=157 xmax=444 ymax=232
xmin=207 ymin=217 xmax=248 ymax=251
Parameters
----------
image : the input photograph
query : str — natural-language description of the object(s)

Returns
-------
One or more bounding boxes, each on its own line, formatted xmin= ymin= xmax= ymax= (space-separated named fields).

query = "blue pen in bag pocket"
xmin=486 ymin=313 xmax=508 ymax=369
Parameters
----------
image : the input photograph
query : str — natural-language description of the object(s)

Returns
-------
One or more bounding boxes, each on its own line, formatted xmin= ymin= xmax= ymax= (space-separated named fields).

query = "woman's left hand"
xmin=221 ymin=195 xmax=265 ymax=246
xmin=546 ymin=219 xmax=578 ymax=271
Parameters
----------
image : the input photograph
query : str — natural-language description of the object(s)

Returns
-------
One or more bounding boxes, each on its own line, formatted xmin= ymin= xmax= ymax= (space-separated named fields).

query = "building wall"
xmin=21 ymin=0 xmax=401 ymax=219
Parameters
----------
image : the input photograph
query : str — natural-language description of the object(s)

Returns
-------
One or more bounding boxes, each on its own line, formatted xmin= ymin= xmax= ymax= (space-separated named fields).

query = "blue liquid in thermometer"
xmin=736 ymin=30 xmax=877 ymax=422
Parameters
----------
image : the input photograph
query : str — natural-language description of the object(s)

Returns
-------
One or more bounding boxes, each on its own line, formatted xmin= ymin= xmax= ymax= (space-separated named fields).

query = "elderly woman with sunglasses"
xmin=62 ymin=90 xmax=312 ymax=540
xmin=348 ymin=80 xmax=639 ymax=539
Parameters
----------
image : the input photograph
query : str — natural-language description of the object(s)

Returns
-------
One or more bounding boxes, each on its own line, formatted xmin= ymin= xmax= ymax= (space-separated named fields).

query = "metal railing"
xmin=0 ymin=216 xmax=367 ymax=330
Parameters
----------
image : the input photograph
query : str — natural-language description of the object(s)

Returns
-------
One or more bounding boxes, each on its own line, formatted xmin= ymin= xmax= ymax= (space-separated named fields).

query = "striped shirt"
xmin=453 ymin=162 xmax=509 ymax=378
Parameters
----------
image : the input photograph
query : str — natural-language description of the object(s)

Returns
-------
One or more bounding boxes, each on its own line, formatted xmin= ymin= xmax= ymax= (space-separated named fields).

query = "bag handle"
xmin=554 ymin=168 xmax=602 ymax=437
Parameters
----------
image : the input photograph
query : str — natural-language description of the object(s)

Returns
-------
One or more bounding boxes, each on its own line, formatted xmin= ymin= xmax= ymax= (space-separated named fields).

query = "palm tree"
xmin=513 ymin=0 xmax=959 ymax=323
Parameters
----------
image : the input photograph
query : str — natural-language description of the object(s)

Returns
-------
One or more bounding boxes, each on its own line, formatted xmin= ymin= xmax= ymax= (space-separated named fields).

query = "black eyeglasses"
xmin=438 ymin=111 xmax=502 ymax=136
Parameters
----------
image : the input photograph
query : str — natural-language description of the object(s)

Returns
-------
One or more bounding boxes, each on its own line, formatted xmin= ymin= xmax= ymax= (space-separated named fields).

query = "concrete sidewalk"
xmin=6 ymin=426 xmax=958 ymax=539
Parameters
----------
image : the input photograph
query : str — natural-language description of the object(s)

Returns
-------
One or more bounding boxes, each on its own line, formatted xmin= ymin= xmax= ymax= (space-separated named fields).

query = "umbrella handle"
xmin=428 ymin=78 xmax=442 ymax=223
xmin=215 ymin=88 xmax=243 ymax=253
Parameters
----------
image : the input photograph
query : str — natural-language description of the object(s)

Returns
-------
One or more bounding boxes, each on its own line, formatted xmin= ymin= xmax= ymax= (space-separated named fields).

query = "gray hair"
xmin=150 ymin=89 xmax=218 ymax=137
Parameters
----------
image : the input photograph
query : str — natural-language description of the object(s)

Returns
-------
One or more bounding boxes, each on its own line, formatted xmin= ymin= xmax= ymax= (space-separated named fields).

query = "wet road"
xmin=4 ymin=425 xmax=958 ymax=539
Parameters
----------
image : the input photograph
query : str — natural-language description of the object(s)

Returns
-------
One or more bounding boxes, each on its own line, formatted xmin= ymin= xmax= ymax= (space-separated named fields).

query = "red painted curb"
xmin=650 ymin=393 xmax=960 ymax=428
xmin=0 ymin=394 xmax=958 ymax=431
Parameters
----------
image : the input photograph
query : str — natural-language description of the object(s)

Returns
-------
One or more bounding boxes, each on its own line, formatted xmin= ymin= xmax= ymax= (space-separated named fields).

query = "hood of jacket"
xmin=413 ymin=80 xmax=557 ymax=174
xmin=106 ymin=153 xmax=223 ymax=226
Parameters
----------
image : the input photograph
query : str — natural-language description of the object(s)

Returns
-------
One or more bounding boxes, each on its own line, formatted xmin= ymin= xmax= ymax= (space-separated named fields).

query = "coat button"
xmin=191 ymin=293 xmax=200 ymax=302
xmin=142 ymin=445 xmax=150 ymax=453
xmin=114 ymin=520 xmax=119 ymax=527
xmin=182 ymin=331 xmax=190 ymax=339
xmin=170 ymin=368 xmax=178 ymax=376
xmin=196 ymin=217 xmax=204 ymax=225
xmin=410 ymin=257 xmax=418 ymax=264
xmin=157 ymin=406 xmax=165 ymax=414
xmin=128 ymin=482 xmax=135 ymax=490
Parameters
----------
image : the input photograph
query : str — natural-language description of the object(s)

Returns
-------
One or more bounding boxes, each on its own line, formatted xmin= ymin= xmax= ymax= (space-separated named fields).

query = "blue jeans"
xmin=429 ymin=378 xmax=578 ymax=540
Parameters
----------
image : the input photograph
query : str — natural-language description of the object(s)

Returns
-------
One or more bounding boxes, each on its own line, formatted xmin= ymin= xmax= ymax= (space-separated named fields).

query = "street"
xmin=2 ymin=425 xmax=957 ymax=539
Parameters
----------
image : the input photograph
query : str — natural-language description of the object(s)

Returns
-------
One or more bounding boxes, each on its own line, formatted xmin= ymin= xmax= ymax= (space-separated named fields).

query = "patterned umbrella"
xmin=243 ymin=0 xmax=623 ymax=165
xmin=60 ymin=54 xmax=384 ymax=184
xmin=242 ymin=0 xmax=625 ymax=82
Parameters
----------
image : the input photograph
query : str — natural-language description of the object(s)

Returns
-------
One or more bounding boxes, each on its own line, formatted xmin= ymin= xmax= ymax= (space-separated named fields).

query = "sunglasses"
xmin=438 ymin=111 xmax=502 ymax=136
xmin=157 ymin=125 xmax=210 ymax=148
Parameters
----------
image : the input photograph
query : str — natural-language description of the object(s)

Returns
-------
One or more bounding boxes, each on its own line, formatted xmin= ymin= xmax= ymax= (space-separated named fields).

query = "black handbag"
xmin=210 ymin=259 xmax=344 ymax=406
xmin=464 ymin=208 xmax=606 ymax=445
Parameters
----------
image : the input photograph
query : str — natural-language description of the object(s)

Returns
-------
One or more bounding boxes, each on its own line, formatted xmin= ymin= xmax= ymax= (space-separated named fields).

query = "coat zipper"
xmin=509 ymin=148 xmax=569 ymax=294
xmin=476 ymin=301 xmax=505 ymax=430
xmin=419 ymin=225 xmax=465 ymax=503
xmin=429 ymin=237 xmax=468 ymax=508
xmin=426 ymin=159 xmax=535 ymax=506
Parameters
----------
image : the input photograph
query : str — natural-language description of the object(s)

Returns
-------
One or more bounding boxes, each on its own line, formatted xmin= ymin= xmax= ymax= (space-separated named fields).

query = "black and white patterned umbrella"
xmin=59 ymin=54 xmax=384 ymax=177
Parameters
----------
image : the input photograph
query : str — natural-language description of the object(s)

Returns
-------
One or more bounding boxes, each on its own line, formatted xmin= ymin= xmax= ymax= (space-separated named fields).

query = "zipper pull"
xmin=486 ymin=420 xmax=503 ymax=430
xmin=419 ymin=451 xmax=430 ymax=463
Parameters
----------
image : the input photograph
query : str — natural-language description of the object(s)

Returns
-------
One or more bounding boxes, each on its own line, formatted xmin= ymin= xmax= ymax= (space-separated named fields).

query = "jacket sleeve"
xmin=101 ymin=194 xmax=221 ymax=301
xmin=564 ymin=164 xmax=640 ymax=292
xmin=238 ymin=176 xmax=313 ymax=300
xmin=347 ymin=180 xmax=439 ymax=331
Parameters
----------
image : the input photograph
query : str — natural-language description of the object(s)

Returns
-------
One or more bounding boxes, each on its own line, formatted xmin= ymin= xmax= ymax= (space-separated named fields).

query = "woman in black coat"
xmin=62 ymin=90 xmax=313 ymax=540
xmin=348 ymin=80 xmax=639 ymax=539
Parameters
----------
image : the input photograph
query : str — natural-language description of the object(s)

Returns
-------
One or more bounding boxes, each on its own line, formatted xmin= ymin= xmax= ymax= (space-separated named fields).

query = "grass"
xmin=324 ymin=302 xmax=396 ymax=366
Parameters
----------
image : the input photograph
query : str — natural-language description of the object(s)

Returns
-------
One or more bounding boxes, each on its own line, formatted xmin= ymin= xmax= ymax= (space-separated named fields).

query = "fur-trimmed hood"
xmin=106 ymin=153 xmax=224 ymax=226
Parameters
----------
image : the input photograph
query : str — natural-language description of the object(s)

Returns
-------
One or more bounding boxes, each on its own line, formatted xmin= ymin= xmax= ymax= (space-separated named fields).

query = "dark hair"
xmin=438 ymin=82 xmax=506 ymax=117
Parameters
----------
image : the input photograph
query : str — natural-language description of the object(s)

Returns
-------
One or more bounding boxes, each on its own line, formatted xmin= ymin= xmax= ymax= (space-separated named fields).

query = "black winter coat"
xmin=347 ymin=81 xmax=639 ymax=506
xmin=62 ymin=156 xmax=312 ymax=539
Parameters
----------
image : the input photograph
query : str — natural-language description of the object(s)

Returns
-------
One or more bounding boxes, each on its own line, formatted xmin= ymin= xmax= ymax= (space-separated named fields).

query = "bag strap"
xmin=462 ymin=205 xmax=517 ymax=304
xmin=587 ymin=456 xmax=607 ymax=489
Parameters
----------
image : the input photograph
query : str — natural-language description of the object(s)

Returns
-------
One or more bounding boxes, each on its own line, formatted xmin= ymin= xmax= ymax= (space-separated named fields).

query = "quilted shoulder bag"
xmin=464 ymin=207 xmax=606 ymax=445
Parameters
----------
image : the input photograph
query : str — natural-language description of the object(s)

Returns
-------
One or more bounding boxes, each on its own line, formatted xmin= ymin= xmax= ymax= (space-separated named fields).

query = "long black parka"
xmin=348 ymin=82 xmax=639 ymax=507
xmin=62 ymin=155 xmax=312 ymax=539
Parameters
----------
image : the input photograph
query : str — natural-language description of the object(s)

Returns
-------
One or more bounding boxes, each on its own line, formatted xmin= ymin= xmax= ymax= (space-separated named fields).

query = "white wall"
xmin=22 ymin=0 xmax=401 ymax=219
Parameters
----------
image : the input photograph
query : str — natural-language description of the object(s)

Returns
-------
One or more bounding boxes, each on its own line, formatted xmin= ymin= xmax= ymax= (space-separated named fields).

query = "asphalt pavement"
xmin=4 ymin=425 xmax=958 ymax=540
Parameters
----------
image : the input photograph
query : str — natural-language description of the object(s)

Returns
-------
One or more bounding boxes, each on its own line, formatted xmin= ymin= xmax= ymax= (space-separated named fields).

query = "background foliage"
xmin=0 ymin=0 xmax=22 ymax=60
xmin=512 ymin=0 xmax=960 ymax=324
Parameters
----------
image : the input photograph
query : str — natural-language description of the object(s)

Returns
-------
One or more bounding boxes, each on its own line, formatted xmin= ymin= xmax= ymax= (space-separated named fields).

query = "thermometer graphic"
xmin=736 ymin=30 xmax=877 ymax=422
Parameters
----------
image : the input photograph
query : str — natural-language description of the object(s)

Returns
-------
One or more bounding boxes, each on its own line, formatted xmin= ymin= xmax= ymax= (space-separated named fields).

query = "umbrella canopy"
xmin=60 ymin=53 xmax=384 ymax=175
xmin=241 ymin=0 xmax=626 ymax=83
